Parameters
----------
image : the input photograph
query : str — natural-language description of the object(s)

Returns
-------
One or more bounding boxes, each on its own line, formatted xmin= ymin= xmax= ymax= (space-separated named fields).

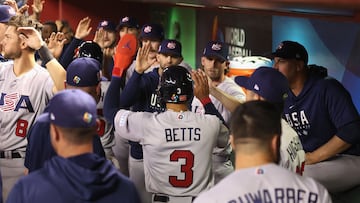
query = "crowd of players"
xmin=0 ymin=0 xmax=359 ymax=202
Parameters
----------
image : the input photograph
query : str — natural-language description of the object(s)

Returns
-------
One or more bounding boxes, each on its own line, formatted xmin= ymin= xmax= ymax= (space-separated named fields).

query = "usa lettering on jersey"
xmin=284 ymin=110 xmax=310 ymax=136
xmin=229 ymin=188 xmax=319 ymax=203
xmin=0 ymin=92 xmax=34 ymax=112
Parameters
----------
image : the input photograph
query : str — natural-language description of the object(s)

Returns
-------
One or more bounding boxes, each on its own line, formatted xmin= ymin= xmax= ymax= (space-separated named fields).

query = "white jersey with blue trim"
xmin=280 ymin=119 xmax=306 ymax=175
xmin=194 ymin=163 xmax=332 ymax=203
xmin=0 ymin=62 xmax=53 ymax=152
xmin=114 ymin=109 xmax=229 ymax=196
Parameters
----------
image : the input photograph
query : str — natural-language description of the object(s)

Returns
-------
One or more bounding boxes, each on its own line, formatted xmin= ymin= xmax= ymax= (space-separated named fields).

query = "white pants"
xmin=0 ymin=158 xmax=25 ymax=202
xmin=304 ymin=154 xmax=360 ymax=193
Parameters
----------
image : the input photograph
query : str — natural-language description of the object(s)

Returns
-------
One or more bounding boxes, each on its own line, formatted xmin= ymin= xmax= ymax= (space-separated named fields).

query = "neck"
xmin=290 ymin=70 xmax=307 ymax=96
xmin=211 ymin=75 xmax=226 ymax=86
xmin=13 ymin=53 xmax=36 ymax=76
xmin=235 ymin=153 xmax=275 ymax=170
xmin=166 ymin=103 xmax=188 ymax=112
xmin=57 ymin=143 xmax=93 ymax=158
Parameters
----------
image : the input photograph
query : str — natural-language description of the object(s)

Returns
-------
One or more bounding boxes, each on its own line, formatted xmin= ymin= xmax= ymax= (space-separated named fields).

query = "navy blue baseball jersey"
xmin=25 ymin=121 xmax=105 ymax=172
xmin=9 ymin=153 xmax=140 ymax=203
xmin=283 ymin=73 xmax=360 ymax=154
xmin=119 ymin=68 xmax=163 ymax=160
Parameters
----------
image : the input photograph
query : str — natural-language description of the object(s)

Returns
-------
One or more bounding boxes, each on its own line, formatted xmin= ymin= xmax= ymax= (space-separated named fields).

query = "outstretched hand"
xmin=134 ymin=43 xmax=157 ymax=74
xmin=75 ymin=17 xmax=92 ymax=40
xmin=191 ymin=69 xmax=210 ymax=100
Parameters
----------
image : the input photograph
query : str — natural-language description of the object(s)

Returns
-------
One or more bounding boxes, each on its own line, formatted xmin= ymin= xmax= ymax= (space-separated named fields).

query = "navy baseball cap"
xmin=66 ymin=57 xmax=101 ymax=87
xmin=203 ymin=41 xmax=229 ymax=62
xmin=272 ymin=41 xmax=308 ymax=65
xmin=117 ymin=16 xmax=139 ymax=29
xmin=97 ymin=20 xmax=116 ymax=32
xmin=139 ymin=23 xmax=164 ymax=42
xmin=0 ymin=5 xmax=15 ymax=23
xmin=36 ymin=89 xmax=97 ymax=128
xmin=158 ymin=39 xmax=182 ymax=57
xmin=235 ymin=67 xmax=289 ymax=103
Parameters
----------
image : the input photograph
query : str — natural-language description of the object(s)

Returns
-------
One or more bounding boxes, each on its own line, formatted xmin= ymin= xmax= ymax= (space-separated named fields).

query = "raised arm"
xmin=18 ymin=27 xmax=66 ymax=93
xmin=103 ymin=34 xmax=137 ymax=123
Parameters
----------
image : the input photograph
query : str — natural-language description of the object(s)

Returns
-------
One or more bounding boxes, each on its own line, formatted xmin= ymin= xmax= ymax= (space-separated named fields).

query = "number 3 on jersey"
xmin=169 ymin=150 xmax=194 ymax=188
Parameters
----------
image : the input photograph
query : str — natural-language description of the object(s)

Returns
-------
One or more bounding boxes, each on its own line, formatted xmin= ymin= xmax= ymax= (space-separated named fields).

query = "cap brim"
xmin=159 ymin=51 xmax=182 ymax=58
xmin=36 ymin=112 xmax=51 ymax=124
xmin=204 ymin=53 xmax=226 ymax=62
xmin=234 ymin=76 xmax=250 ymax=89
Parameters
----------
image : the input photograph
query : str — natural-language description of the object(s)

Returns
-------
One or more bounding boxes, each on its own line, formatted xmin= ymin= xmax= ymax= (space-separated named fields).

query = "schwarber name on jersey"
xmin=0 ymin=63 xmax=53 ymax=152
xmin=194 ymin=164 xmax=332 ymax=203
xmin=114 ymin=109 xmax=229 ymax=196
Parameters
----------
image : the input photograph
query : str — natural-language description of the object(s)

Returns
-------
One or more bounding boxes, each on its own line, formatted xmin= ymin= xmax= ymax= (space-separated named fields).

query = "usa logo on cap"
xmin=167 ymin=42 xmax=176 ymax=49
xmin=211 ymin=43 xmax=222 ymax=51
xmin=100 ymin=21 xmax=109 ymax=27
xmin=143 ymin=26 xmax=152 ymax=33
xmin=121 ymin=16 xmax=129 ymax=23
xmin=8 ymin=7 xmax=15 ymax=15
xmin=277 ymin=42 xmax=284 ymax=50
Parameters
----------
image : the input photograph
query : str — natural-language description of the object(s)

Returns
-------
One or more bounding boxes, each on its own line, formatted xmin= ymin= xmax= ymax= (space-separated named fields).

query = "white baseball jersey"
xmin=192 ymin=76 xmax=246 ymax=125
xmin=96 ymin=81 xmax=115 ymax=154
xmin=0 ymin=62 xmax=53 ymax=152
xmin=280 ymin=119 xmax=306 ymax=175
xmin=194 ymin=163 xmax=332 ymax=203
xmin=114 ymin=109 xmax=229 ymax=196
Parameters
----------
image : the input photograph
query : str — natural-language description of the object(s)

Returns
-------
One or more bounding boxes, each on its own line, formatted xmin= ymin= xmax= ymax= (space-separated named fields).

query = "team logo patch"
xmin=170 ymin=94 xmax=179 ymax=102
xmin=179 ymin=95 xmax=187 ymax=101
xmin=8 ymin=7 xmax=15 ymax=15
xmin=73 ymin=76 xmax=81 ymax=84
xmin=277 ymin=42 xmax=284 ymax=51
xmin=177 ymin=113 xmax=184 ymax=119
xmin=256 ymin=168 xmax=264 ymax=175
xmin=143 ymin=26 xmax=152 ymax=33
xmin=83 ymin=112 xmax=93 ymax=123
xmin=167 ymin=42 xmax=176 ymax=49
xmin=211 ymin=43 xmax=222 ymax=51
xmin=100 ymin=21 xmax=109 ymax=27
xmin=50 ymin=113 xmax=55 ymax=121
xmin=254 ymin=84 xmax=259 ymax=91
xmin=122 ymin=16 xmax=129 ymax=23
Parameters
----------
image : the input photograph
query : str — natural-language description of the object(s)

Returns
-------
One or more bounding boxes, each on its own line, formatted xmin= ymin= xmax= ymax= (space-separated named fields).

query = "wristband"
xmin=38 ymin=44 xmax=54 ymax=65
xmin=200 ymin=97 xmax=211 ymax=106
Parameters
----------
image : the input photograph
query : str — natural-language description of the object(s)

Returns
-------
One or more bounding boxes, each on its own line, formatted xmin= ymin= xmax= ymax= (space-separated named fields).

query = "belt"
xmin=153 ymin=194 xmax=196 ymax=203
xmin=0 ymin=151 xmax=22 ymax=159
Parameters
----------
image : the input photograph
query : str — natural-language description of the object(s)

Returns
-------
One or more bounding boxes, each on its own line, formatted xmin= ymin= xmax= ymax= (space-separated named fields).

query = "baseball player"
xmin=194 ymin=101 xmax=332 ymax=203
xmin=234 ymin=67 xmax=306 ymax=175
xmin=272 ymin=41 xmax=360 ymax=195
xmin=0 ymin=5 xmax=15 ymax=62
xmin=120 ymin=38 xmax=185 ymax=203
xmin=24 ymin=57 xmax=107 ymax=173
xmin=0 ymin=15 xmax=66 ymax=200
xmin=7 ymin=89 xmax=140 ymax=203
xmin=104 ymin=34 xmax=138 ymax=177
xmin=191 ymin=41 xmax=246 ymax=183
xmin=113 ymin=66 xmax=229 ymax=203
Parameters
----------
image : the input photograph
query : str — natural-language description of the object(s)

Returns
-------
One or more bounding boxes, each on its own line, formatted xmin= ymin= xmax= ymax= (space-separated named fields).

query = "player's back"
xmin=194 ymin=163 xmax=332 ymax=203
xmin=117 ymin=110 xmax=228 ymax=197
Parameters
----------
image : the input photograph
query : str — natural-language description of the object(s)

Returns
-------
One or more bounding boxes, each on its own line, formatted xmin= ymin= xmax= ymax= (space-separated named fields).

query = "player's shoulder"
xmin=218 ymin=77 xmax=245 ymax=96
